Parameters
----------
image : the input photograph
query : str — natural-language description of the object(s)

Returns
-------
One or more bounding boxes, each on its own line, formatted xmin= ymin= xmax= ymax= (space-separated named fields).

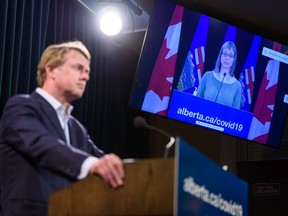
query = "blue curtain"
xmin=0 ymin=0 xmax=49 ymax=98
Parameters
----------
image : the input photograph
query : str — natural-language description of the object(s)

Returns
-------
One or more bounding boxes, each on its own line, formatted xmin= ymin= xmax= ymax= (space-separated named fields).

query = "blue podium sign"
xmin=174 ymin=137 xmax=248 ymax=216
xmin=167 ymin=90 xmax=253 ymax=139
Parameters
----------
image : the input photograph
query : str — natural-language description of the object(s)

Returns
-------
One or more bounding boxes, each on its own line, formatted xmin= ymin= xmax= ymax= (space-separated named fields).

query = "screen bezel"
xmin=129 ymin=0 xmax=288 ymax=148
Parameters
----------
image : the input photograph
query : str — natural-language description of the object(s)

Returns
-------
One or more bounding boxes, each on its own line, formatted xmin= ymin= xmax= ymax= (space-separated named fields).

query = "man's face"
xmin=51 ymin=49 xmax=90 ymax=103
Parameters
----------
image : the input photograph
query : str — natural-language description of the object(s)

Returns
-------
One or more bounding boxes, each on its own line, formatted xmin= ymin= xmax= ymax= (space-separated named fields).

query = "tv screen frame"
xmin=129 ymin=0 xmax=288 ymax=148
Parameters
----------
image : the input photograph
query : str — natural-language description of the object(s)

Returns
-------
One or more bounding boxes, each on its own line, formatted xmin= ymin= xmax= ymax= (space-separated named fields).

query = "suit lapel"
xmin=31 ymin=91 xmax=67 ymax=142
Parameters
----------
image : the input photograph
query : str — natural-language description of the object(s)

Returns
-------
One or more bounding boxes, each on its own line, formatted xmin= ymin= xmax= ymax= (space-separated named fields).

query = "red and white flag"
xmin=141 ymin=6 xmax=184 ymax=116
xmin=248 ymin=42 xmax=281 ymax=144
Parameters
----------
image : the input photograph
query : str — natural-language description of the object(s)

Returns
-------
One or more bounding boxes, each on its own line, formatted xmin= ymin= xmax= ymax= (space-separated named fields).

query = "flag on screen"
xmin=141 ymin=5 xmax=184 ymax=116
xmin=239 ymin=35 xmax=262 ymax=111
xmin=248 ymin=42 xmax=281 ymax=144
xmin=223 ymin=25 xmax=236 ymax=43
xmin=177 ymin=15 xmax=210 ymax=94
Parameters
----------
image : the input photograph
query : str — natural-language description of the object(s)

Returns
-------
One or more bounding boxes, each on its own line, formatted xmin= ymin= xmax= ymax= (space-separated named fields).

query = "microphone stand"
xmin=133 ymin=116 xmax=175 ymax=158
xmin=145 ymin=124 xmax=175 ymax=158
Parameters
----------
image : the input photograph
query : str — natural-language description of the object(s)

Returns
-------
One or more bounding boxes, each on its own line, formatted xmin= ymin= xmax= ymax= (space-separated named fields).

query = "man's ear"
xmin=45 ymin=65 xmax=55 ymax=79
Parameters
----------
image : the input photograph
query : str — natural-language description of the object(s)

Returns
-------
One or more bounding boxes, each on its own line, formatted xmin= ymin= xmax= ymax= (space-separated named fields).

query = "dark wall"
xmin=172 ymin=0 xmax=288 ymax=46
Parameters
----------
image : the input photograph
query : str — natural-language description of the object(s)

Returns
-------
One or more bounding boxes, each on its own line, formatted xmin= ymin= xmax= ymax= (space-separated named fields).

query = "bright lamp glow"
xmin=98 ymin=7 xmax=123 ymax=36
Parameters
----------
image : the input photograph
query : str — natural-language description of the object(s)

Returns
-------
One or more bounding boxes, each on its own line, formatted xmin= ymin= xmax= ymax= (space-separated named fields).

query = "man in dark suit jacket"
xmin=0 ymin=41 xmax=125 ymax=215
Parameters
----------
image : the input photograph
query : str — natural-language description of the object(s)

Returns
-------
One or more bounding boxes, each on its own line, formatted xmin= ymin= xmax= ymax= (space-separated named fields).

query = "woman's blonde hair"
xmin=37 ymin=41 xmax=91 ymax=87
xmin=214 ymin=41 xmax=237 ymax=76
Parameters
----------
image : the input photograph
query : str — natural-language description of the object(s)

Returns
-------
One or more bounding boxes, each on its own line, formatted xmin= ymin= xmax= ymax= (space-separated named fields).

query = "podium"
xmin=48 ymin=158 xmax=175 ymax=216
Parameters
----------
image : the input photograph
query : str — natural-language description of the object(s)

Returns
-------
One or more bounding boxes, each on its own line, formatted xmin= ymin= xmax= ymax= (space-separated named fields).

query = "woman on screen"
xmin=196 ymin=41 xmax=242 ymax=109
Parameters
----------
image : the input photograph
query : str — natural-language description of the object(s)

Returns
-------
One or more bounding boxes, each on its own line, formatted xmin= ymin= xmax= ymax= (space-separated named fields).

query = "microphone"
xmin=133 ymin=116 xmax=175 ymax=158
xmin=215 ymin=72 xmax=226 ymax=102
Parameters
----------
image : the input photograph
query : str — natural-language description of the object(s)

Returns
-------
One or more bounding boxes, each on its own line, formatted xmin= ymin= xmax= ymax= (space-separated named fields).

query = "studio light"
xmin=98 ymin=6 xmax=123 ymax=36
xmin=76 ymin=0 xmax=147 ymax=38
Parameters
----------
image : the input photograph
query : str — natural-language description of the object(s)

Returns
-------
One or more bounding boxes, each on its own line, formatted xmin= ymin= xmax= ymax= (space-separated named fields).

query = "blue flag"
xmin=177 ymin=15 xmax=210 ymax=94
xmin=223 ymin=25 xmax=236 ymax=43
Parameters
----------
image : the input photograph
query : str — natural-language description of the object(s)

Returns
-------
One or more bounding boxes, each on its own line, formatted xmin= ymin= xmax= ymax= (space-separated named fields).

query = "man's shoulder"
xmin=5 ymin=92 xmax=42 ymax=107
xmin=8 ymin=93 xmax=31 ymax=102
xmin=8 ymin=93 xmax=34 ymax=103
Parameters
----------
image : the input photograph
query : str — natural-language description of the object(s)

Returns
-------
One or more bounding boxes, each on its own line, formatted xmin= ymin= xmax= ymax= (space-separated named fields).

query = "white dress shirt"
xmin=36 ymin=88 xmax=98 ymax=179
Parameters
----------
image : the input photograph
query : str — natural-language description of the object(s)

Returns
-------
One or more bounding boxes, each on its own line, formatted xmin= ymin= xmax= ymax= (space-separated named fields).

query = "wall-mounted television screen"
xmin=129 ymin=0 xmax=288 ymax=148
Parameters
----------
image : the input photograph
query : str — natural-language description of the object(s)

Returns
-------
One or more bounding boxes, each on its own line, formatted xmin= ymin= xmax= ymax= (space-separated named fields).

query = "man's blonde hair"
xmin=37 ymin=41 xmax=91 ymax=87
